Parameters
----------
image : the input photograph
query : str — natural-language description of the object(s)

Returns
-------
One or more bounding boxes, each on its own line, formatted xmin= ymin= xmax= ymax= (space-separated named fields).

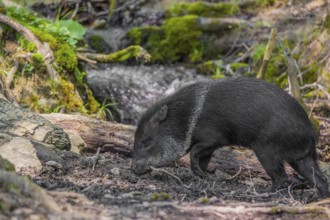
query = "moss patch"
xmin=129 ymin=15 xmax=203 ymax=62
xmin=0 ymin=157 xmax=15 ymax=172
xmin=166 ymin=2 xmax=239 ymax=17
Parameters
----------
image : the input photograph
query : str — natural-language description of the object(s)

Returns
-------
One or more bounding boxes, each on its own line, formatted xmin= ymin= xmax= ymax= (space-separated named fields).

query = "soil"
xmin=6 ymin=104 xmax=327 ymax=219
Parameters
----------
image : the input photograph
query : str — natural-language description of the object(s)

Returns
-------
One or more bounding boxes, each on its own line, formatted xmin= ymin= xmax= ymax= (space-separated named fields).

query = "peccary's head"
xmin=131 ymin=104 xmax=185 ymax=175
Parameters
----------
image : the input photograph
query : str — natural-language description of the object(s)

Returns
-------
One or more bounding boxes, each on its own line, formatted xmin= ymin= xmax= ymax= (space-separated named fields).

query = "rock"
xmin=120 ymin=191 xmax=142 ymax=199
xmin=86 ymin=28 xmax=128 ymax=53
xmin=66 ymin=131 xmax=86 ymax=154
xmin=0 ymin=98 xmax=71 ymax=150
xmin=215 ymin=170 xmax=231 ymax=180
xmin=110 ymin=167 xmax=120 ymax=175
xmin=45 ymin=161 xmax=63 ymax=169
xmin=0 ymin=137 xmax=43 ymax=172
xmin=0 ymin=155 xmax=15 ymax=171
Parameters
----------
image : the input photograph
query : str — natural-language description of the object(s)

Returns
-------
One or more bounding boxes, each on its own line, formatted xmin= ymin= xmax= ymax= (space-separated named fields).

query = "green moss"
xmin=59 ymin=78 xmax=85 ymax=112
xmin=128 ymin=16 xmax=203 ymax=62
xmin=270 ymin=207 xmax=280 ymax=214
xmin=198 ymin=197 xmax=210 ymax=204
xmin=31 ymin=53 xmax=45 ymax=70
xmin=0 ymin=157 xmax=15 ymax=172
xmin=252 ymin=43 xmax=286 ymax=87
xmin=18 ymin=37 xmax=37 ymax=52
xmin=88 ymin=34 xmax=110 ymax=53
xmin=86 ymin=89 xmax=100 ymax=114
xmin=54 ymin=43 xmax=78 ymax=73
xmin=301 ymin=62 xmax=318 ymax=84
xmin=166 ymin=2 xmax=239 ymax=18
xmin=324 ymin=14 xmax=330 ymax=30
xmin=199 ymin=60 xmax=218 ymax=74
xmin=4 ymin=182 xmax=22 ymax=194
xmin=150 ymin=192 xmax=172 ymax=201
xmin=31 ymin=53 xmax=44 ymax=63
xmin=163 ymin=15 xmax=202 ymax=62
xmin=231 ymin=62 xmax=249 ymax=71
xmin=255 ymin=0 xmax=275 ymax=7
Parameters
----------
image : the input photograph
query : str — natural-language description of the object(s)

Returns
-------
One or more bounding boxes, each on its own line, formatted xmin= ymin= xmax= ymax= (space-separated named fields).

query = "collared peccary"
xmin=131 ymin=77 xmax=329 ymax=198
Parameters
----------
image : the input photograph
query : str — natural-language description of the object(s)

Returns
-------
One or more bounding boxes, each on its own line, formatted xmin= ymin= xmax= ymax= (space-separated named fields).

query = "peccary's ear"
xmin=151 ymin=105 xmax=168 ymax=125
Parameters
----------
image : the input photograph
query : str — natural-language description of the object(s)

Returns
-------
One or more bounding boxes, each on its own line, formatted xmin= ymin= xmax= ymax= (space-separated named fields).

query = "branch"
xmin=0 ymin=13 xmax=59 ymax=82
xmin=257 ymin=28 xmax=277 ymax=79
xmin=77 ymin=45 xmax=151 ymax=63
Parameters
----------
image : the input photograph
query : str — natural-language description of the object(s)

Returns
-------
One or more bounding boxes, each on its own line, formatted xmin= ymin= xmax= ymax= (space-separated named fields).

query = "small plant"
xmin=96 ymin=99 xmax=117 ymax=120
xmin=150 ymin=192 xmax=172 ymax=201
xmin=52 ymin=105 xmax=64 ymax=113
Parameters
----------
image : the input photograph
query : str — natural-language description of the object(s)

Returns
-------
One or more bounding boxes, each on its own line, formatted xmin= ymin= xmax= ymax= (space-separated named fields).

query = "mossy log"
xmin=77 ymin=45 xmax=151 ymax=63
xmin=42 ymin=113 xmax=135 ymax=154
xmin=0 ymin=13 xmax=59 ymax=82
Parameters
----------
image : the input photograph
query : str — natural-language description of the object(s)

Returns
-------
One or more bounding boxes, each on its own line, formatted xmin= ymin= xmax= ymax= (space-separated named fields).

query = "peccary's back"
xmin=195 ymin=77 xmax=317 ymax=149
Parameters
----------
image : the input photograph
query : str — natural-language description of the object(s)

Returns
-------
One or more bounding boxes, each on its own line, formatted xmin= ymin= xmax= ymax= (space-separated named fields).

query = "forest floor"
xmin=10 ymin=104 xmax=328 ymax=219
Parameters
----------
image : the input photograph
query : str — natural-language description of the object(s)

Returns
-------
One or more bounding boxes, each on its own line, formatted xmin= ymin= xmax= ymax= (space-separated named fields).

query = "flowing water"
xmin=86 ymin=64 xmax=207 ymax=124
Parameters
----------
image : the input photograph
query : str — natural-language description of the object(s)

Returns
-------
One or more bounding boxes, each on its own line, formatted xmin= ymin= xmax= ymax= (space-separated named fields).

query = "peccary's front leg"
xmin=190 ymin=144 xmax=215 ymax=178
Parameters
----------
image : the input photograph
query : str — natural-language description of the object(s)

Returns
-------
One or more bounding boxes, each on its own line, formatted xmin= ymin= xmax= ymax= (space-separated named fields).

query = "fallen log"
xmin=42 ymin=113 xmax=135 ymax=154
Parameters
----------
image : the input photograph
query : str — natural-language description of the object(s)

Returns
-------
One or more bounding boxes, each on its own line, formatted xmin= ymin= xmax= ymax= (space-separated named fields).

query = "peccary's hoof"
xmin=192 ymin=169 xmax=207 ymax=179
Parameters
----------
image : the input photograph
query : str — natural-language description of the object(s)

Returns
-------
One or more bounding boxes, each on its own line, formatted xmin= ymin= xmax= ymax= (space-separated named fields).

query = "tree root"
xmin=0 ymin=13 xmax=59 ymax=82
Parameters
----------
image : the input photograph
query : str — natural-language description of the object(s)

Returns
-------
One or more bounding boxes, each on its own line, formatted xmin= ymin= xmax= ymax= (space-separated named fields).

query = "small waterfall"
xmin=86 ymin=64 xmax=207 ymax=124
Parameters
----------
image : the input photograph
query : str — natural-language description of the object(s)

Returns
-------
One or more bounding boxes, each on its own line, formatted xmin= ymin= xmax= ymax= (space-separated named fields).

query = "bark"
xmin=42 ymin=113 xmax=135 ymax=154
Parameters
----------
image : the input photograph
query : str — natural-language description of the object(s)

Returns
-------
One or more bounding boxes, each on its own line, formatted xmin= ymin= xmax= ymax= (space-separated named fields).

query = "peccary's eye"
xmin=141 ymin=138 xmax=152 ymax=148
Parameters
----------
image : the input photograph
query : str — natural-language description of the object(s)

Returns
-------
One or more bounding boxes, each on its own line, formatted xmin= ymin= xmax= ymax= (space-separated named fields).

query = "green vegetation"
xmin=166 ymin=2 xmax=239 ymax=18
xmin=96 ymin=99 xmax=117 ymax=120
xmin=150 ymin=192 xmax=172 ymax=201
xmin=0 ymin=157 xmax=15 ymax=172
xmin=197 ymin=197 xmax=210 ymax=204
xmin=1 ymin=6 xmax=104 ymax=115
xmin=128 ymin=1 xmax=243 ymax=63
xmin=129 ymin=15 xmax=203 ymax=62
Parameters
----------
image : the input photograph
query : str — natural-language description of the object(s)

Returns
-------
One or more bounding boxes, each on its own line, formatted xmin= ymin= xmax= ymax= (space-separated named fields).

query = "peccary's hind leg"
xmin=199 ymin=150 xmax=216 ymax=174
xmin=289 ymin=156 xmax=329 ymax=198
xmin=254 ymin=148 xmax=288 ymax=192
xmin=190 ymin=144 xmax=215 ymax=178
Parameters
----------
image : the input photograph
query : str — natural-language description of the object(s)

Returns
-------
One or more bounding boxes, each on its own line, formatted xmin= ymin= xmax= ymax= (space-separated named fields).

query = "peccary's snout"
xmin=131 ymin=159 xmax=151 ymax=176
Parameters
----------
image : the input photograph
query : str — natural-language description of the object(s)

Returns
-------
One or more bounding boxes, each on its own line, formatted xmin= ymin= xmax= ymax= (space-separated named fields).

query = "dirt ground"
xmin=7 ymin=102 xmax=326 ymax=219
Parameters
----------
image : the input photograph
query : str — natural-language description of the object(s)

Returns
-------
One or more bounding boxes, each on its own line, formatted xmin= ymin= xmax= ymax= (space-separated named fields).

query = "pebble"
xmin=110 ymin=167 xmax=120 ymax=175
xmin=45 ymin=160 xmax=63 ymax=169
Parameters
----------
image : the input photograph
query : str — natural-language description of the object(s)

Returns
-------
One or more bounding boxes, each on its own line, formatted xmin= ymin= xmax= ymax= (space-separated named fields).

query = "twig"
xmin=299 ymin=82 xmax=330 ymax=100
xmin=70 ymin=2 xmax=80 ymax=20
xmin=92 ymin=147 xmax=101 ymax=171
xmin=288 ymin=182 xmax=294 ymax=200
xmin=180 ymin=194 xmax=186 ymax=203
xmin=5 ymin=61 xmax=19 ymax=87
xmin=309 ymin=95 xmax=319 ymax=118
xmin=150 ymin=166 xmax=191 ymax=189
xmin=227 ymin=166 xmax=242 ymax=180
xmin=315 ymin=116 xmax=330 ymax=123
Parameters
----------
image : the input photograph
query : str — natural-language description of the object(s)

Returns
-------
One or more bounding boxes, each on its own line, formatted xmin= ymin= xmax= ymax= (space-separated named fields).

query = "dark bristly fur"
xmin=131 ymin=77 xmax=329 ymax=198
